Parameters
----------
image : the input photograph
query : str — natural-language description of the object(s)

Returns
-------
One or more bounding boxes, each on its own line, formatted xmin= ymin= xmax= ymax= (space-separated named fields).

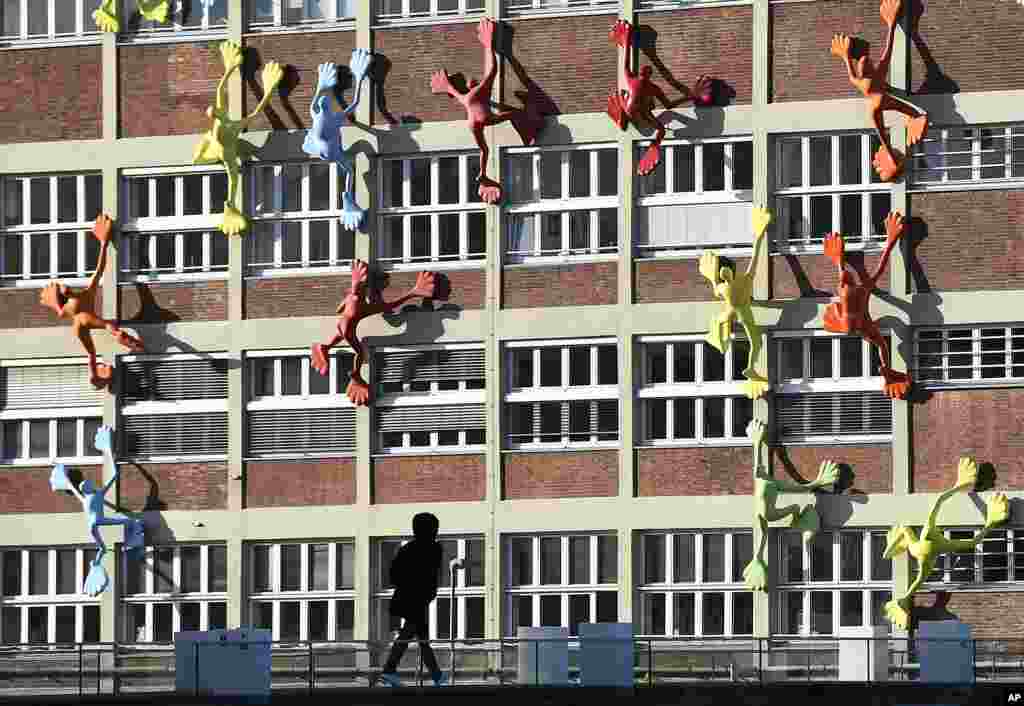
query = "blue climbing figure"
xmin=302 ymin=49 xmax=373 ymax=232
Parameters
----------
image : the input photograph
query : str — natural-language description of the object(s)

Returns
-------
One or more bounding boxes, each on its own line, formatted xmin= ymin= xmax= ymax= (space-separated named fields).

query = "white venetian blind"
xmin=0 ymin=365 xmax=103 ymax=409
xmin=248 ymin=408 xmax=356 ymax=456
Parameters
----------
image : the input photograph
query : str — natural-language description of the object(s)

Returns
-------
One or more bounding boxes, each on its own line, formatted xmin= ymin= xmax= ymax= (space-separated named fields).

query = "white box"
xmin=838 ymin=625 xmax=889 ymax=682
xmin=175 ymin=628 xmax=272 ymax=700
xmin=517 ymin=626 xmax=569 ymax=686
xmin=917 ymin=620 xmax=973 ymax=684
xmin=578 ymin=623 xmax=633 ymax=687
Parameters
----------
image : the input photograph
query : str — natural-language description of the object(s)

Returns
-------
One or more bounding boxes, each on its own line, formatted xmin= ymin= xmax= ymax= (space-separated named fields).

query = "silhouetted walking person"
xmin=379 ymin=512 xmax=447 ymax=687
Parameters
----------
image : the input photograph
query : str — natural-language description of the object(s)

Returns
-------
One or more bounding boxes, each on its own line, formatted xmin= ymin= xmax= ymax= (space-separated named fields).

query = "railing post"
xmin=309 ymin=641 xmax=314 ymax=694
xmin=535 ymin=637 xmax=538 ymax=686
xmin=78 ymin=642 xmax=83 ymax=698
xmin=867 ymin=637 xmax=871 ymax=684
xmin=195 ymin=641 xmax=200 ymax=696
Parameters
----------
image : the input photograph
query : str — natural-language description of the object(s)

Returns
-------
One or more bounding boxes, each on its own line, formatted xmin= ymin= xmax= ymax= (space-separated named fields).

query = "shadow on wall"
xmin=908 ymin=0 xmax=961 ymax=97
xmin=496 ymin=22 xmax=561 ymax=119
xmin=368 ymin=267 xmax=464 ymax=348
xmin=243 ymin=48 xmax=359 ymax=130
xmin=123 ymin=283 xmax=182 ymax=325
xmin=370 ymin=53 xmax=421 ymax=126
xmin=772 ymin=446 xmax=868 ymax=531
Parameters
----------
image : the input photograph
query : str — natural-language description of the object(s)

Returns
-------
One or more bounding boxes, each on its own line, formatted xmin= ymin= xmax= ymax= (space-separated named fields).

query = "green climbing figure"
xmin=193 ymin=40 xmax=284 ymax=236
xmin=882 ymin=457 xmax=1009 ymax=629
xmin=743 ymin=419 xmax=841 ymax=592
xmin=93 ymin=0 xmax=170 ymax=33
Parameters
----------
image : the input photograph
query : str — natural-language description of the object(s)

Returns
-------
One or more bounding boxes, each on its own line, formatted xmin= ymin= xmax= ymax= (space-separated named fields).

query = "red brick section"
xmin=912 ymin=592 xmax=1024 ymax=641
xmin=373 ymin=454 xmax=485 ymax=504
xmin=116 ymin=462 xmax=227 ymax=511
xmin=771 ymin=444 xmax=892 ymax=494
xmin=372 ymin=24 xmax=483 ymax=125
xmin=913 ymin=390 xmax=1024 ymax=492
xmin=637 ymin=7 xmax=753 ymax=106
xmin=909 ymin=0 xmax=1024 ymax=95
xmin=243 ymin=32 xmax=355 ymax=131
xmin=636 ymin=446 xmax=752 ymax=497
xmin=908 ymin=191 xmax=1024 ymax=293
xmin=0 ymin=465 xmax=101 ymax=514
xmin=503 ymin=450 xmax=618 ymax=499
xmin=770 ymin=0 xmax=888 ymax=103
xmin=771 ymin=251 xmax=887 ymax=300
xmin=502 ymin=262 xmax=617 ymax=308
xmin=635 ymin=258 xmax=748 ymax=304
xmin=118 ymin=42 xmax=221 ymax=138
xmin=120 ymin=282 xmax=227 ymax=323
xmin=246 ymin=459 xmax=355 ymax=507
xmin=0 ymin=289 xmax=101 ymax=330
xmin=504 ymin=15 xmax=615 ymax=116
xmin=0 ymin=47 xmax=101 ymax=143
xmin=244 ymin=275 xmax=347 ymax=320
xmin=380 ymin=269 xmax=485 ymax=311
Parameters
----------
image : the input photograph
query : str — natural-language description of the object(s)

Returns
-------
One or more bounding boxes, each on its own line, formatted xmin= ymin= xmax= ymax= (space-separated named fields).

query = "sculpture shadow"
xmin=906 ymin=216 xmax=933 ymax=293
xmin=908 ymin=591 xmax=960 ymax=634
xmin=907 ymin=1 xmax=961 ymax=98
xmin=773 ymin=447 xmax=869 ymax=530
xmin=370 ymin=53 xmax=423 ymax=126
xmin=123 ymin=283 xmax=182 ymax=326
xmin=496 ymin=23 xmax=561 ymax=119
xmin=242 ymin=48 xmax=300 ymax=131
xmin=362 ymin=268 xmax=465 ymax=346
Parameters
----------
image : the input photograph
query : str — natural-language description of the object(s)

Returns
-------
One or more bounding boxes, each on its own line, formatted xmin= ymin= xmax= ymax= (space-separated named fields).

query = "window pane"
xmin=673 ymin=534 xmax=695 ymax=583
xmin=566 ymin=595 xmax=589 ymax=637
xmin=731 ymin=396 xmax=753 ymax=438
xmin=183 ymin=232 xmax=204 ymax=271
xmin=645 ymin=344 xmax=667 ymax=384
xmin=597 ymin=150 xmax=617 ymax=196
xmin=782 ymin=593 xmax=803 ymax=634
xmin=2 ymin=421 xmax=22 ymax=459
xmin=779 ymin=339 xmax=803 ymax=379
xmin=154 ymin=549 xmax=173 ymax=593
xmin=1 ymin=606 xmax=18 ymax=644
xmin=281 ymin=357 xmax=301 ymax=396
xmin=181 ymin=175 xmax=203 ymax=216
xmin=871 ymin=192 xmax=891 ymax=236
xmin=733 ymin=593 xmax=753 ymax=635
xmin=335 ymin=600 xmax=354 ymax=640
xmin=810 ymin=339 xmax=832 ymax=379
xmin=208 ymin=545 xmax=226 ymax=592
xmin=510 ymin=538 xmax=532 ymax=586
xmin=56 ymin=550 xmax=76 ymax=595
xmin=253 ymin=602 xmax=273 ymax=631
xmin=782 ymin=533 xmax=803 ymax=582
xmin=702 ymin=592 xmax=724 ymax=635
xmin=29 ymin=420 xmax=49 ymax=458
xmin=57 ymin=177 xmax=78 ymax=223
xmin=438 ymin=540 xmax=457 ymax=588
xmin=673 ymin=593 xmax=695 ymax=635
xmin=335 ymin=542 xmax=353 ymax=590
xmin=839 ymin=590 xmax=863 ymax=628
xmin=179 ymin=602 xmax=200 ymax=632
xmin=540 ymin=595 xmax=561 ymax=627
xmin=539 ymin=152 xmax=561 ymax=199
xmin=410 ymin=159 xmax=430 ymax=206
xmin=280 ymin=602 xmax=300 ymax=641
xmin=307 ymin=600 xmax=328 ymax=641
xmin=732 ymin=535 xmax=753 ymax=583
xmin=569 ymin=151 xmax=591 ymax=198
xmin=540 ymin=537 xmax=560 ymax=585
xmin=253 ymin=546 xmax=271 ymax=592
xmin=810 ymin=534 xmax=833 ymax=582
xmin=597 ymin=535 xmax=616 ymax=584
xmin=309 ymin=163 xmax=331 ymax=211
xmin=644 ymin=594 xmax=665 ymax=635
xmin=280 ymin=545 xmax=301 ymax=590
xmin=704 ymin=398 xmax=725 ymax=439
xmin=541 ymin=212 xmax=561 ymax=253
xmin=645 ymin=535 xmax=665 ymax=584
xmin=809 ymin=137 xmax=832 ymax=186
xmin=641 ymin=147 xmax=666 ymax=195
xmin=569 ymin=537 xmax=590 ymax=585
xmin=281 ymin=221 xmax=302 ymax=266
xmin=281 ymin=165 xmax=302 ymax=212
xmin=810 ymin=591 xmax=832 ymax=635
xmin=673 ymin=145 xmax=695 ymax=192
xmin=810 ymin=195 xmax=831 ymax=240
xmin=539 ymin=348 xmax=561 ymax=386
xmin=732 ymin=142 xmax=753 ymax=190
xmin=308 ymin=220 xmax=330 ymax=265
xmin=3 ymin=552 xmax=21 ymax=595
xmin=840 ymin=194 xmax=863 ymax=238
xmin=597 ymin=345 xmax=617 ymax=385
xmin=52 ymin=605 xmax=74 ymax=644
xmin=673 ymin=343 xmax=696 ymax=382
xmin=703 ymin=143 xmax=725 ymax=191
xmin=2 ymin=0 xmax=21 ymax=38
xmin=568 ymin=346 xmax=591 ymax=386
xmin=840 ymin=533 xmax=864 ymax=581
xmin=181 ymin=546 xmax=201 ymax=593
xmin=871 ymin=590 xmax=891 ymax=629
xmin=3 ymin=234 xmax=23 ymax=278
xmin=673 ymin=398 xmax=696 ymax=440
xmin=27 ymin=606 xmax=46 ymax=644
xmin=155 ymin=234 xmax=175 ymax=271
xmin=382 ymin=160 xmax=403 ymax=207
xmin=646 ymin=399 xmax=667 ymax=440
xmin=703 ymin=535 xmax=725 ymax=582
xmin=511 ymin=349 xmax=534 ymax=388
xmin=57 ymin=419 xmax=77 ymax=458
xmin=153 ymin=603 xmax=173 ymax=642
xmin=595 ymin=592 xmax=617 ymax=623
xmin=778 ymin=139 xmax=802 ymax=188
xmin=839 ymin=338 xmax=863 ymax=378
xmin=870 ymin=534 xmax=892 ymax=581
xmin=29 ymin=234 xmax=50 ymax=277
xmin=839 ymin=135 xmax=862 ymax=185
xmin=703 ymin=343 xmax=724 ymax=382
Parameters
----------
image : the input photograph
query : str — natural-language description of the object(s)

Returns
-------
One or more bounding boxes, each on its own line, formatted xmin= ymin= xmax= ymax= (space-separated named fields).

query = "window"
xmin=0 ymin=0 xmax=99 ymax=42
xmin=774 ymin=133 xmax=891 ymax=250
xmin=251 ymin=0 xmax=354 ymax=28
xmin=123 ymin=544 xmax=227 ymax=642
xmin=250 ymin=541 xmax=354 ymax=642
xmin=636 ymin=336 xmax=753 ymax=445
xmin=119 ymin=355 xmax=229 ymax=460
xmin=121 ymin=0 xmax=227 ymax=33
xmin=773 ymin=333 xmax=892 ymax=442
xmin=505 ymin=0 xmax=618 ymax=17
xmin=505 ymin=339 xmax=619 ymax=449
xmin=910 ymin=124 xmax=1024 ymax=188
xmin=0 ymin=362 xmax=104 ymax=466
xmin=505 ymin=533 xmax=617 ymax=637
xmin=373 ymin=0 xmax=483 ymax=25
xmin=916 ymin=326 xmax=1024 ymax=387
xmin=918 ymin=527 xmax=1024 ymax=586
xmin=505 ymin=145 xmax=619 ymax=264
xmin=1 ymin=173 xmax=102 ymax=286
xmin=635 ymin=138 xmax=753 ymax=255
xmin=374 ymin=345 xmax=486 ymax=453
xmin=639 ymin=531 xmax=753 ymax=638
xmin=776 ymin=530 xmax=892 ymax=636
xmin=0 ymin=547 xmax=100 ymax=645
xmin=248 ymin=162 xmax=355 ymax=276
xmin=246 ymin=350 xmax=357 ymax=458
xmin=119 ymin=170 xmax=229 ymax=281
xmin=378 ymin=154 xmax=485 ymax=268
xmin=375 ymin=536 xmax=484 ymax=641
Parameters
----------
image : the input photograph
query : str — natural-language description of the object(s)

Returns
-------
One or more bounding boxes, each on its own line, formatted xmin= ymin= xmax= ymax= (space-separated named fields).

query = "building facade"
xmin=1 ymin=0 xmax=1023 ymax=651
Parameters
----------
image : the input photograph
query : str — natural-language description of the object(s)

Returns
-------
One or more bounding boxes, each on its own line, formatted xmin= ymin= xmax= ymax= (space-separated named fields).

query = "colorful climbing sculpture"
xmin=193 ymin=40 xmax=284 ymax=235
xmin=302 ymin=50 xmax=373 ymax=231
xmin=882 ymin=457 xmax=1010 ymax=629
xmin=699 ymin=207 xmax=772 ymax=399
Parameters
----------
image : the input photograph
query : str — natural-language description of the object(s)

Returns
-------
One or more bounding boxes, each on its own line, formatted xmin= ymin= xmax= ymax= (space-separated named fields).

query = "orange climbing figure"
xmin=822 ymin=211 xmax=911 ymax=399
xmin=830 ymin=0 xmax=928 ymax=181
xmin=311 ymin=260 xmax=437 ymax=406
xmin=38 ymin=214 xmax=144 ymax=390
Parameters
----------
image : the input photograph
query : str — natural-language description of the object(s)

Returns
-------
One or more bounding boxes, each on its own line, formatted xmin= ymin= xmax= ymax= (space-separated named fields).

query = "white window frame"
xmin=504 ymin=0 xmax=619 ymax=19
xmin=0 ymin=546 xmax=101 ymax=645
xmin=504 ymin=338 xmax=620 ymax=450
xmin=636 ymin=335 xmax=753 ymax=446
xmin=250 ymin=0 xmax=355 ymax=30
xmin=774 ymin=132 xmax=892 ymax=253
xmin=377 ymin=153 xmax=486 ymax=270
xmin=119 ymin=167 xmax=229 ymax=283
xmin=118 ymin=0 xmax=228 ymax=37
xmin=637 ymin=0 xmax=745 ymax=11
xmin=122 ymin=544 xmax=228 ymax=644
xmin=373 ymin=0 xmax=484 ymax=27
xmin=637 ymin=530 xmax=754 ymax=639
xmin=919 ymin=526 xmax=1024 ymax=590
xmin=374 ymin=536 xmax=485 ymax=641
xmin=249 ymin=541 xmax=356 ymax=644
xmin=915 ymin=325 xmax=1024 ymax=389
xmin=504 ymin=533 xmax=618 ymax=638
xmin=775 ymin=529 xmax=893 ymax=637
xmin=0 ymin=0 xmax=100 ymax=44
xmin=910 ymin=123 xmax=1024 ymax=191
xmin=635 ymin=136 xmax=754 ymax=257
xmin=504 ymin=144 xmax=620 ymax=265
xmin=1 ymin=173 xmax=103 ymax=288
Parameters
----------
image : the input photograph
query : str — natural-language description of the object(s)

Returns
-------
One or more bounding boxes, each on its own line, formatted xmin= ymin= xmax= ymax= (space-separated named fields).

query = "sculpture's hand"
xmin=93 ymin=425 xmax=113 ymax=453
xmin=830 ymin=33 xmax=852 ymax=59
xmin=429 ymin=69 xmax=454 ymax=96
xmin=884 ymin=211 xmax=905 ymax=245
xmin=815 ymin=460 xmax=840 ymax=488
xmin=884 ymin=597 xmax=911 ymax=630
xmin=220 ymin=40 xmax=243 ymax=72
xmin=986 ymin=492 xmax=1010 ymax=528
xmin=752 ymin=207 xmax=772 ymax=239
xmin=477 ymin=16 xmax=496 ymax=50
xmin=92 ymin=213 xmax=114 ymax=245
xmin=880 ymin=0 xmax=901 ymax=28
xmin=609 ymin=19 xmax=632 ymax=48
xmin=690 ymin=75 xmax=712 ymax=106
xmin=349 ymin=48 xmax=373 ymax=85
xmin=317 ymin=62 xmax=338 ymax=92
xmin=350 ymin=259 xmax=369 ymax=291
xmin=746 ymin=419 xmax=767 ymax=446
xmin=698 ymin=251 xmax=721 ymax=286
xmin=261 ymin=61 xmax=285 ymax=92
xmin=955 ymin=456 xmax=978 ymax=491
xmin=411 ymin=271 xmax=437 ymax=299
xmin=823 ymin=232 xmax=845 ymax=267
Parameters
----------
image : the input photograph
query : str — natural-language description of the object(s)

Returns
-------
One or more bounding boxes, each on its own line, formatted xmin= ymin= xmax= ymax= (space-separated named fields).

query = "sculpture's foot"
xmin=822 ymin=306 xmax=852 ymax=334
xmin=219 ymin=203 xmax=248 ymax=236
xmin=511 ymin=109 xmax=545 ymax=146
xmin=92 ymin=5 xmax=119 ymax=33
xmin=872 ymin=145 xmax=905 ymax=182
xmin=112 ymin=329 xmax=145 ymax=353
xmin=742 ymin=558 xmax=768 ymax=592
xmin=884 ymin=597 xmax=911 ymax=630
xmin=138 ymin=0 xmax=170 ymax=23
xmin=906 ymin=114 xmax=928 ymax=146
xmin=606 ymin=94 xmax=628 ymax=130
xmin=987 ymin=492 xmax=1010 ymax=527
xmin=346 ymin=378 xmax=370 ymax=406
xmin=311 ymin=344 xmax=331 ymax=377
xmin=83 ymin=562 xmax=110 ymax=597
xmin=90 ymin=364 xmax=113 ymax=391
xmin=124 ymin=519 xmax=145 ymax=550
xmin=638 ymin=143 xmax=661 ymax=177
xmin=742 ymin=375 xmax=770 ymax=400
xmin=478 ymin=176 xmax=502 ymax=204
xmin=704 ymin=327 xmax=728 ymax=355
xmin=792 ymin=505 xmax=820 ymax=543
xmin=880 ymin=367 xmax=911 ymax=400
xmin=340 ymin=193 xmax=365 ymax=232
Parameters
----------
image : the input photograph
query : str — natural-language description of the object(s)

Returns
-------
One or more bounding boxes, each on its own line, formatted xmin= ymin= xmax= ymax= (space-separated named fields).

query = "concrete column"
xmin=226 ymin=537 xmax=244 ymax=628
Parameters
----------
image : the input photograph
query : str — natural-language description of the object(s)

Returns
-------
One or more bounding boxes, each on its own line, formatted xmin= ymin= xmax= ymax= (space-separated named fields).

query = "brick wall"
xmin=244 ymin=274 xmax=347 ymax=319
xmin=373 ymin=454 xmax=485 ymax=504
xmin=909 ymin=0 xmax=1024 ymax=95
xmin=118 ymin=42 xmax=221 ymax=138
xmin=0 ymin=47 xmax=102 ymax=143
xmin=502 ymin=262 xmax=617 ymax=308
xmin=636 ymin=446 xmax=752 ymax=496
xmin=771 ymin=444 xmax=892 ymax=494
xmin=373 ymin=23 xmax=483 ymax=125
xmin=912 ymin=591 xmax=1024 ymax=641
xmin=119 ymin=281 xmax=227 ymax=323
xmin=0 ymin=465 xmax=101 ymax=514
xmin=772 ymin=251 xmax=887 ymax=300
xmin=116 ymin=461 xmax=227 ymax=511
xmin=380 ymin=269 xmax=485 ymax=311
xmin=243 ymin=32 xmax=355 ymax=131
xmin=908 ymin=191 xmax=1024 ymax=293
xmin=635 ymin=258 xmax=746 ymax=304
xmin=914 ymin=389 xmax=1024 ymax=492
xmin=503 ymin=450 xmax=617 ymax=499
xmin=770 ymin=0 xmax=887 ymax=102
xmin=637 ymin=6 xmax=753 ymax=106
xmin=0 ymin=289 xmax=101 ymax=330
xmin=246 ymin=458 xmax=355 ymax=507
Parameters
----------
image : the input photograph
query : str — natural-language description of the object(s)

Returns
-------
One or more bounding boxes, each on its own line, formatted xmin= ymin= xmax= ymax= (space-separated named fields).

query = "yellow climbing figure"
xmin=93 ymin=0 xmax=170 ymax=33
